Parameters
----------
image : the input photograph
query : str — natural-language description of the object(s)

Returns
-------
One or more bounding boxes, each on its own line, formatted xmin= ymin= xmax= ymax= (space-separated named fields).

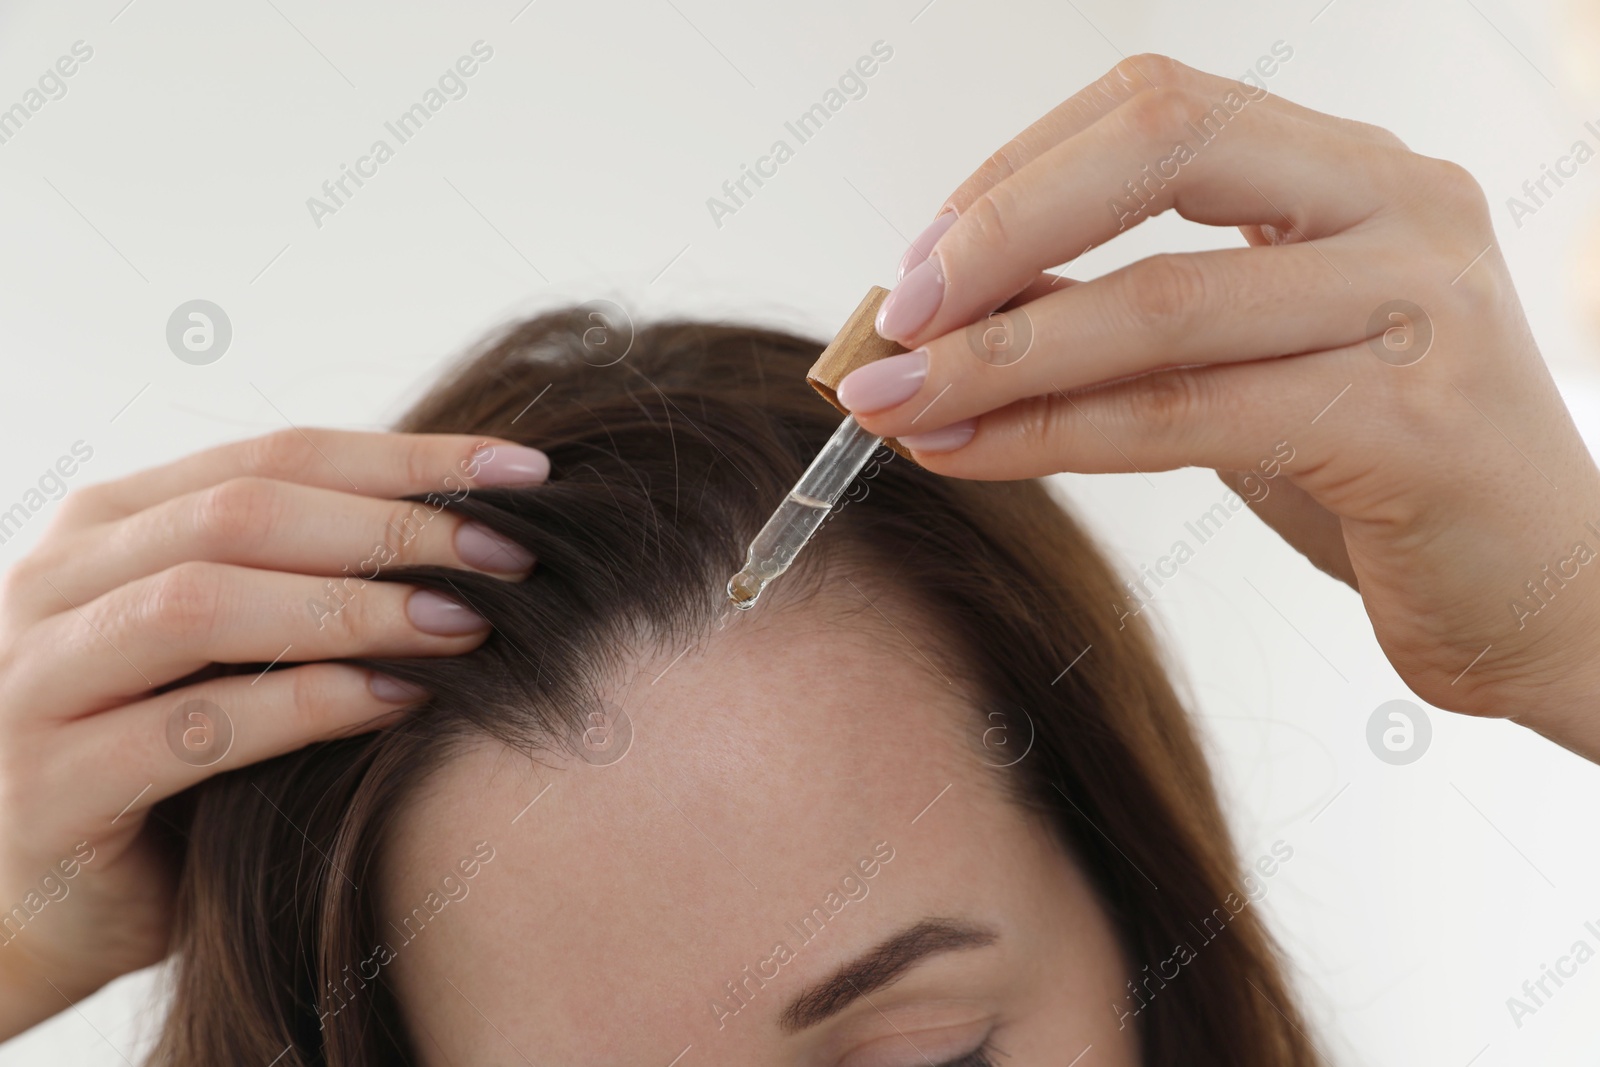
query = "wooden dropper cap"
xmin=805 ymin=286 xmax=917 ymax=462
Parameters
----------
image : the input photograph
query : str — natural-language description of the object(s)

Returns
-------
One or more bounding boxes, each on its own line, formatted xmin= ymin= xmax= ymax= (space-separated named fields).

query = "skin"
xmin=380 ymin=588 xmax=1137 ymax=1066
xmin=848 ymin=56 xmax=1600 ymax=761
xmin=0 ymin=52 xmax=1597 ymax=1047
xmin=0 ymin=429 xmax=539 ymax=1036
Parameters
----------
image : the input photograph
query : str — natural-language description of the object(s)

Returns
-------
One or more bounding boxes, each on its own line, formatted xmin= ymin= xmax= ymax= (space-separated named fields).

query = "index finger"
xmin=935 ymin=52 xmax=1376 ymax=221
xmin=879 ymin=84 xmax=1397 ymax=351
xmin=936 ymin=55 xmax=1160 ymax=220
xmin=62 ymin=429 xmax=550 ymax=525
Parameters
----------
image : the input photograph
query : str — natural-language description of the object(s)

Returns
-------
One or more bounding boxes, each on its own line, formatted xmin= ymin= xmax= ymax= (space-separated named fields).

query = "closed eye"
xmin=934 ymin=1038 xmax=998 ymax=1067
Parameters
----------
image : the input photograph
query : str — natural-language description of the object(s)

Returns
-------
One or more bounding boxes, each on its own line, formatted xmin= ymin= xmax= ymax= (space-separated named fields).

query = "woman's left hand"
xmin=839 ymin=55 xmax=1600 ymax=759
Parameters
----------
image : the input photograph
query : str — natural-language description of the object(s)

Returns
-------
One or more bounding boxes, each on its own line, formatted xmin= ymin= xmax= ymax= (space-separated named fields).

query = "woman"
xmin=0 ymin=57 xmax=1595 ymax=1064
xmin=162 ymin=312 xmax=1312 ymax=1065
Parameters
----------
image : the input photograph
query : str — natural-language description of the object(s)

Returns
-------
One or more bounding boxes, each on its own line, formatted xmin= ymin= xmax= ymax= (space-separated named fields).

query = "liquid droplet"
xmin=727 ymin=569 xmax=764 ymax=610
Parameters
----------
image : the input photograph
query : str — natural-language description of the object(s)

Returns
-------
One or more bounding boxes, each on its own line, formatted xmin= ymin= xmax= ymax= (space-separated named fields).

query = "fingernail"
xmin=470 ymin=445 xmax=550 ymax=487
xmin=897 ymin=210 xmax=956 ymax=281
xmin=455 ymin=522 xmax=535 ymax=573
xmin=837 ymin=350 xmax=929 ymax=414
xmin=369 ymin=672 xmax=428 ymax=703
xmin=897 ymin=418 xmax=977 ymax=454
xmin=407 ymin=589 xmax=490 ymax=635
xmin=876 ymin=254 xmax=945 ymax=341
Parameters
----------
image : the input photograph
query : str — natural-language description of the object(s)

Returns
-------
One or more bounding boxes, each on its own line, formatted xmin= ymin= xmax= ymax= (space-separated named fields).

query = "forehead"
xmin=380 ymin=591 xmax=1031 ymax=1062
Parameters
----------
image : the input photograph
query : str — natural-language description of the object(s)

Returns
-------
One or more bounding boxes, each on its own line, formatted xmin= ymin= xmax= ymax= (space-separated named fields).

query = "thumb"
xmin=1215 ymin=469 xmax=1358 ymax=588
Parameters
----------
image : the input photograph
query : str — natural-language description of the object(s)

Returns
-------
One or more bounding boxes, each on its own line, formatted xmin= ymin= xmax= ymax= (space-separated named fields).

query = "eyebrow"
xmin=777 ymin=918 xmax=1000 ymax=1034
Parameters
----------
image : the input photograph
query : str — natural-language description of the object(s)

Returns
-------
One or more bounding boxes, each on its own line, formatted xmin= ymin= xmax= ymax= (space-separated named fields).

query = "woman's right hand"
xmin=0 ymin=429 xmax=549 ymax=1039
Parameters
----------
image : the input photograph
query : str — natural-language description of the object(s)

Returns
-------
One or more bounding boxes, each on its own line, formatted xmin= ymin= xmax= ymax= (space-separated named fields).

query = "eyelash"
xmin=935 ymin=1036 xmax=998 ymax=1067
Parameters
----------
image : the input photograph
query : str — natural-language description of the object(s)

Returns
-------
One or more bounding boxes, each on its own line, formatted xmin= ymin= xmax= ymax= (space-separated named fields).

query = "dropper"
xmin=726 ymin=285 xmax=903 ymax=610
xmin=726 ymin=414 xmax=882 ymax=609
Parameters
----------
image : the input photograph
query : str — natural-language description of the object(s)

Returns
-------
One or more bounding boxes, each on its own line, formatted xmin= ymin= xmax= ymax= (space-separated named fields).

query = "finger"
xmin=1215 ymin=470 xmax=1357 ymax=586
xmin=934 ymin=59 xmax=1154 ymax=226
xmin=936 ymin=52 xmax=1390 ymax=222
xmin=61 ymin=430 xmax=549 ymax=526
xmin=999 ymin=272 xmax=1081 ymax=308
xmin=878 ymin=85 xmax=1404 ymax=349
xmin=56 ymin=664 xmax=420 ymax=825
xmin=16 ymin=479 xmax=533 ymax=622
xmin=846 ymin=240 xmax=1383 ymax=437
xmin=11 ymin=563 xmax=490 ymax=714
xmin=893 ymin=347 xmax=1360 ymax=480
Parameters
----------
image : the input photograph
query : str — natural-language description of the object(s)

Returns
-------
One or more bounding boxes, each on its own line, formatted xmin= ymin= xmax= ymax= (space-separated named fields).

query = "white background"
xmin=1 ymin=0 xmax=1598 ymax=1063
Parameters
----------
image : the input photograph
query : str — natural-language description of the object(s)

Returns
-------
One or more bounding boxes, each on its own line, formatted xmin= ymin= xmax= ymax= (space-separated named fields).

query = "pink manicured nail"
xmin=470 ymin=444 xmax=550 ymax=487
xmin=369 ymin=672 xmax=427 ymax=703
xmin=837 ymin=350 xmax=928 ymax=414
xmin=407 ymin=589 xmax=490 ymax=635
xmin=876 ymin=255 xmax=945 ymax=341
xmin=897 ymin=419 xmax=977 ymax=454
xmin=897 ymin=210 xmax=957 ymax=281
xmin=455 ymin=522 xmax=535 ymax=573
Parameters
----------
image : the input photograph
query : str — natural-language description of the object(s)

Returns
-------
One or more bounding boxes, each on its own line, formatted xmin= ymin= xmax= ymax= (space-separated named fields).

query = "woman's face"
xmin=380 ymin=588 xmax=1139 ymax=1066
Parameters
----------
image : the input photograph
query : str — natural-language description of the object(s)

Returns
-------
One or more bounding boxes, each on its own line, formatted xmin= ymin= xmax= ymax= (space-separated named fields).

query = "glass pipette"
xmin=726 ymin=413 xmax=882 ymax=609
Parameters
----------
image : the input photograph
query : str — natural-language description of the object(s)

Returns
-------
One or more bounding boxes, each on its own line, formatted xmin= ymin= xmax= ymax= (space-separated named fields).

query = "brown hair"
xmin=148 ymin=307 xmax=1320 ymax=1065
